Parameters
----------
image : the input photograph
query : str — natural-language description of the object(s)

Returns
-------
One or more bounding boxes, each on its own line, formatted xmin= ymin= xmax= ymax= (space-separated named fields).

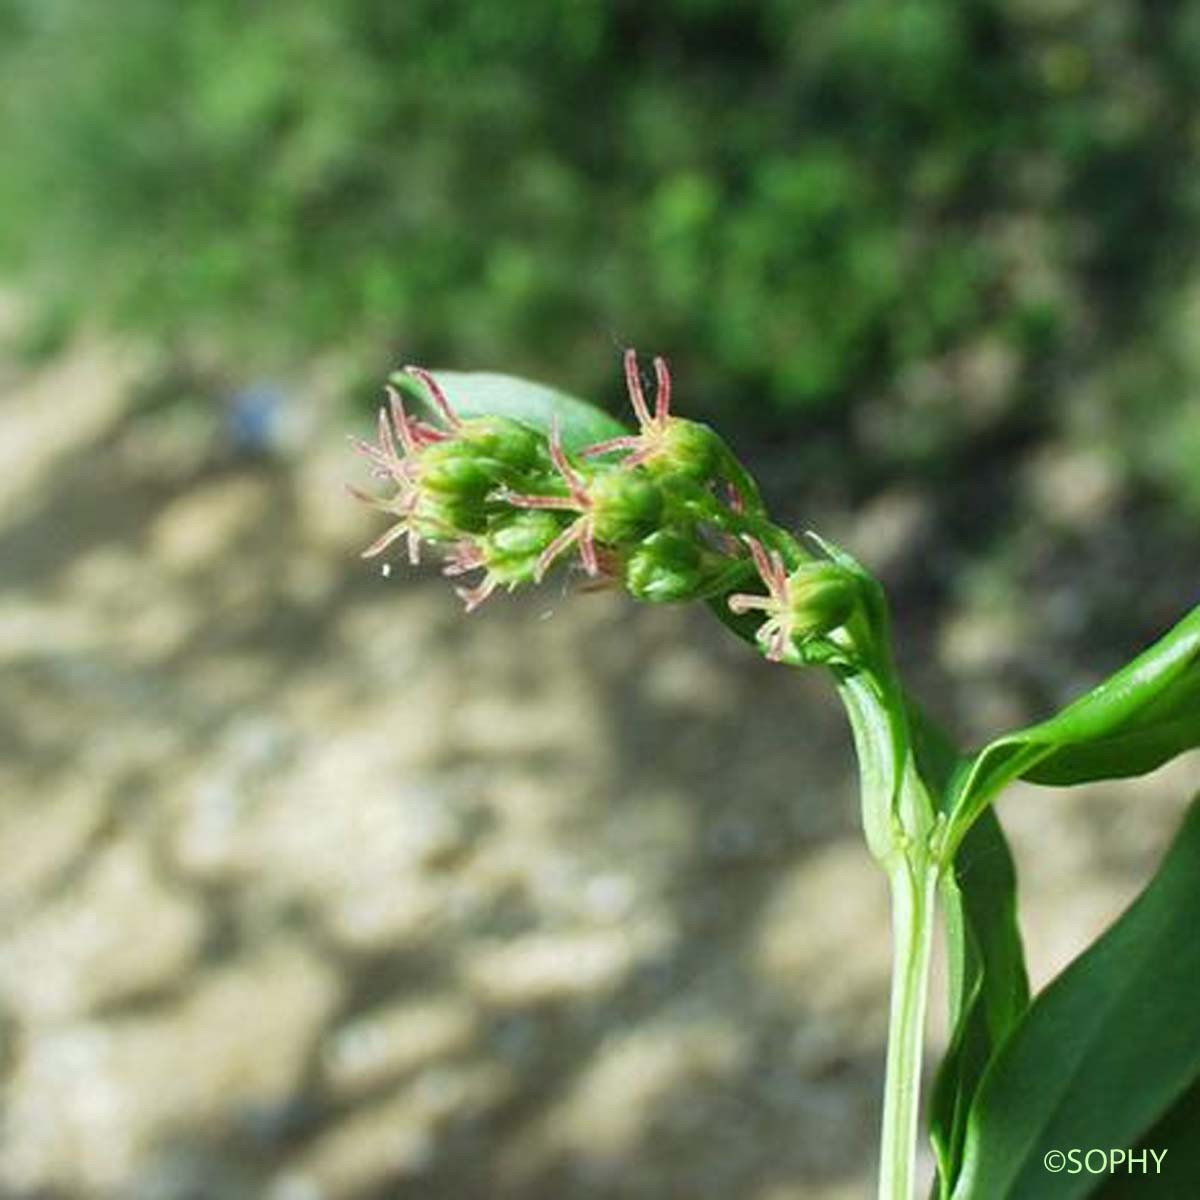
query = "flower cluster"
xmin=350 ymin=352 xmax=862 ymax=664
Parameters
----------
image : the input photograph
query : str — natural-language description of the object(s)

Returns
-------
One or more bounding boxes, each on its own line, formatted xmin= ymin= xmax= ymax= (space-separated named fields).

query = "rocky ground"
xmin=1 ymin=337 xmax=1197 ymax=1199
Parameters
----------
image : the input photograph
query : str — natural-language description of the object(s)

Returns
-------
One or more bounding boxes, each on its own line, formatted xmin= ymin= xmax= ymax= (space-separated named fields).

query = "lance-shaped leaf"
xmin=951 ymin=792 xmax=1200 ymax=1200
xmin=948 ymin=604 xmax=1200 ymax=837
xmin=1092 ymin=1074 xmax=1200 ymax=1197
xmin=391 ymin=369 xmax=628 ymax=453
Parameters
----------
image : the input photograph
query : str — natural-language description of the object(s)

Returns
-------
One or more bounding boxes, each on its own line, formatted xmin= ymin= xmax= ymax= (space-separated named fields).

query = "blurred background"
xmin=2 ymin=1 xmax=1200 ymax=1197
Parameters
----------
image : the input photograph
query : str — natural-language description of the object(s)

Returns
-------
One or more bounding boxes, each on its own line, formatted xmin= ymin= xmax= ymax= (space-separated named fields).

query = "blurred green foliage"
xmin=2 ymin=0 xmax=1199 ymax=502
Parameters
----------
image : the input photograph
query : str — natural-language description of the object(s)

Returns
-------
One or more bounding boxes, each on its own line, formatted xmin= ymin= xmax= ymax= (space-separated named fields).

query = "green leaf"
xmin=951 ymin=792 xmax=1200 ymax=1200
xmin=930 ymin=806 xmax=1030 ymax=1198
xmin=949 ymin=605 xmax=1200 ymax=835
xmin=1093 ymin=1074 xmax=1200 ymax=1197
xmin=391 ymin=369 xmax=629 ymax=453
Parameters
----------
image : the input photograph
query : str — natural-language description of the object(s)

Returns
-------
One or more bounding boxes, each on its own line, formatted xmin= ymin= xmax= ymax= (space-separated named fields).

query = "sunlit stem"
xmin=879 ymin=855 xmax=939 ymax=1200
xmin=835 ymin=657 xmax=938 ymax=1200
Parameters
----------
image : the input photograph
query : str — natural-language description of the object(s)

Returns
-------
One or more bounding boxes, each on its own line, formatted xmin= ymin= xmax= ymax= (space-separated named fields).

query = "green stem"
xmin=879 ymin=857 xmax=940 ymax=1200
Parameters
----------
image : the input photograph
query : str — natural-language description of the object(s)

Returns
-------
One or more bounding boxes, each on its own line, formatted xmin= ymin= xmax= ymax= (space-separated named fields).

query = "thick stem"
xmin=835 ymin=672 xmax=939 ymax=1197
xmin=879 ymin=857 xmax=939 ymax=1200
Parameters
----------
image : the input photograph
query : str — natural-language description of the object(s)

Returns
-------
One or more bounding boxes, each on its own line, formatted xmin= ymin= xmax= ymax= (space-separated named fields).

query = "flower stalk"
xmin=881 ymin=857 xmax=940 ymax=1200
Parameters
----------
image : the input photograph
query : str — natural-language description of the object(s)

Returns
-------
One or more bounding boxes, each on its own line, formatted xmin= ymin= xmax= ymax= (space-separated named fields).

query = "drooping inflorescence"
xmin=350 ymin=352 xmax=865 ymax=666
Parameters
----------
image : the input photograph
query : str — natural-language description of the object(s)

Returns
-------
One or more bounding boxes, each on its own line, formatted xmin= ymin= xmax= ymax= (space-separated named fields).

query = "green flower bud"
xmin=624 ymin=530 xmax=706 ymax=603
xmin=483 ymin=510 xmax=564 ymax=581
xmin=419 ymin=493 xmax=489 ymax=537
xmin=727 ymin=539 xmax=860 ymax=662
xmin=648 ymin=418 xmax=725 ymax=483
xmin=583 ymin=353 xmax=729 ymax=487
xmin=418 ymin=442 xmax=498 ymax=499
xmin=457 ymin=416 xmax=546 ymax=473
xmin=588 ymin=470 xmax=664 ymax=545
xmin=414 ymin=441 xmax=516 ymax=535
xmin=787 ymin=562 xmax=858 ymax=639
